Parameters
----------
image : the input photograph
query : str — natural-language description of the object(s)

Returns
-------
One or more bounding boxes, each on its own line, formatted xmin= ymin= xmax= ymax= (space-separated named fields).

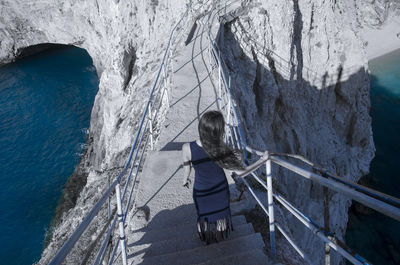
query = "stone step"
xmin=132 ymin=233 xmax=265 ymax=265
xmin=128 ymin=215 xmax=247 ymax=246
xmin=231 ymin=198 xmax=253 ymax=216
xmin=132 ymin=189 xmax=247 ymax=232
xmin=195 ymin=249 xmax=271 ymax=265
xmin=127 ymin=222 xmax=255 ymax=259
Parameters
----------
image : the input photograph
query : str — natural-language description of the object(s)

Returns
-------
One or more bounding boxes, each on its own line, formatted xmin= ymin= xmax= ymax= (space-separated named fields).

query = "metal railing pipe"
xmin=108 ymin=240 xmax=119 ymax=265
xmin=148 ymin=102 xmax=153 ymax=150
xmin=243 ymin=174 xmax=314 ymax=264
xmin=314 ymin=168 xmax=400 ymax=208
xmin=204 ymin=4 xmax=396 ymax=265
xmin=121 ymin=120 xmax=149 ymax=201
xmin=124 ymin=133 xmax=150 ymax=220
xmin=249 ymin=172 xmax=314 ymax=264
xmin=274 ymin=221 xmax=314 ymax=265
xmin=273 ymin=193 xmax=370 ymax=265
xmin=93 ymin=214 xmax=118 ymax=265
xmin=266 ymin=159 xmax=276 ymax=258
xmin=48 ymin=6 xmax=190 ymax=265
xmin=115 ymin=183 xmax=127 ymax=265
xmin=270 ymin=156 xmax=400 ymax=221
xmin=48 ymin=178 xmax=119 ymax=265
xmin=248 ymin=151 xmax=400 ymax=209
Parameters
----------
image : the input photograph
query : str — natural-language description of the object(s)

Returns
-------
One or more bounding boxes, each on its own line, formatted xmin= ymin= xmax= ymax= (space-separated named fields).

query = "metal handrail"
xmin=205 ymin=3 xmax=400 ymax=265
xmin=270 ymin=156 xmax=400 ymax=221
xmin=48 ymin=5 xmax=191 ymax=265
xmin=242 ymin=145 xmax=400 ymax=208
xmin=48 ymin=2 xmax=399 ymax=264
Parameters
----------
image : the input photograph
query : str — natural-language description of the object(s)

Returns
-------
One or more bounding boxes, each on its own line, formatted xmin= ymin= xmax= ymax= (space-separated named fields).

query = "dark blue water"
xmin=0 ymin=46 xmax=98 ymax=265
xmin=346 ymin=49 xmax=400 ymax=264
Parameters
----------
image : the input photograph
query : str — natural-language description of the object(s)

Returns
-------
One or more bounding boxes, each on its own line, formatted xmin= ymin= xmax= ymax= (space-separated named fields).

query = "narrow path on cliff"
xmin=122 ymin=13 xmax=271 ymax=265
xmin=44 ymin=2 xmax=400 ymax=265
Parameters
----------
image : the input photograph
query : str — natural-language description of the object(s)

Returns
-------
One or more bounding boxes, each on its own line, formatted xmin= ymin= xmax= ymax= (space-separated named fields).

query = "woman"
xmin=182 ymin=110 xmax=268 ymax=244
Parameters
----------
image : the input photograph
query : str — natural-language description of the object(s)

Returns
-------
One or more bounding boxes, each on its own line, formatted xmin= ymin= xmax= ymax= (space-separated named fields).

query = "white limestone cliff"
xmin=2 ymin=0 xmax=397 ymax=264
xmin=218 ymin=0 xmax=397 ymax=264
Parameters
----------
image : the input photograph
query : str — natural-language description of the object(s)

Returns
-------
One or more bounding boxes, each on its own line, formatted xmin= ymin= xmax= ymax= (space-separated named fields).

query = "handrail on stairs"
xmin=48 ymin=6 xmax=191 ymax=265
xmin=205 ymin=2 xmax=400 ymax=265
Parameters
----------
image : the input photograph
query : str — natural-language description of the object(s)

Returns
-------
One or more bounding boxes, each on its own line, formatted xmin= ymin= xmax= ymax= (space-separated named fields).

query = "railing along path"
xmin=204 ymin=2 xmax=400 ymax=265
xmin=48 ymin=4 xmax=193 ymax=265
xmin=48 ymin=1 xmax=400 ymax=265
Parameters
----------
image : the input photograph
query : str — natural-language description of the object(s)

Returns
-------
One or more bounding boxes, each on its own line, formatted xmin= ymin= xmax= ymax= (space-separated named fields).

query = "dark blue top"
xmin=190 ymin=141 xmax=230 ymax=223
xmin=190 ymin=141 xmax=227 ymax=190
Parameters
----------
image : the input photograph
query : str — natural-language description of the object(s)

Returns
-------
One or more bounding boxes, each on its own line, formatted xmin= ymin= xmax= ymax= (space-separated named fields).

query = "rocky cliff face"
xmin=0 ymin=0 xmax=385 ymax=264
xmin=1 ymin=0 xmax=198 ymax=263
xmin=355 ymin=0 xmax=400 ymax=27
xmin=220 ymin=0 xmax=378 ymax=264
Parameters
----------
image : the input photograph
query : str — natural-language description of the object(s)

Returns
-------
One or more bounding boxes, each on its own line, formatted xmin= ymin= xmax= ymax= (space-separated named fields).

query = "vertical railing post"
xmin=208 ymin=42 xmax=212 ymax=71
xmin=266 ymin=158 xmax=277 ymax=259
xmin=107 ymin=176 xmax=111 ymax=221
xmin=148 ymin=102 xmax=153 ymax=150
xmin=115 ymin=183 xmax=127 ymax=265
xmin=163 ymin=66 xmax=170 ymax=107
xmin=165 ymin=86 xmax=170 ymax=108
xmin=227 ymin=97 xmax=231 ymax=127
xmin=218 ymin=62 xmax=222 ymax=110
xmin=163 ymin=65 xmax=168 ymax=90
xmin=323 ymin=186 xmax=331 ymax=265
xmin=228 ymin=70 xmax=231 ymax=89
xmin=168 ymin=51 xmax=172 ymax=87
xmin=163 ymin=66 xmax=170 ymax=108
xmin=231 ymin=124 xmax=240 ymax=150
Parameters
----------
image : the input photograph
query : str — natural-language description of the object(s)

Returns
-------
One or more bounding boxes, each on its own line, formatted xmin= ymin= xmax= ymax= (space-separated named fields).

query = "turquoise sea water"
xmin=0 ymin=46 xmax=98 ymax=265
xmin=346 ymin=49 xmax=400 ymax=264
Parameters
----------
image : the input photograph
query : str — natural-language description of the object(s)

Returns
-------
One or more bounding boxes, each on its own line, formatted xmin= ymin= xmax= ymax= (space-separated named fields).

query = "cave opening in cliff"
xmin=0 ymin=43 xmax=99 ymax=265
xmin=15 ymin=43 xmax=72 ymax=60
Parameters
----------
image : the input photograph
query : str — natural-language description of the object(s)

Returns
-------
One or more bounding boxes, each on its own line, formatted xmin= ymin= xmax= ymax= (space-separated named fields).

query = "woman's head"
xmin=198 ymin=110 xmax=225 ymax=146
xmin=198 ymin=111 xmax=244 ymax=170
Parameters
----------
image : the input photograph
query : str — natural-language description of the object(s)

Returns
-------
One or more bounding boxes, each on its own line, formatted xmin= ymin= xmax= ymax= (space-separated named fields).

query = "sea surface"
xmin=346 ymin=49 xmax=400 ymax=264
xmin=0 ymin=46 xmax=98 ymax=265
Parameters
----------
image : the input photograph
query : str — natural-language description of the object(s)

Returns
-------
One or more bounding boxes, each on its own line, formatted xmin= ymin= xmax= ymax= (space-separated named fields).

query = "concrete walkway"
xmin=127 ymin=15 xmax=221 ymax=231
xmin=124 ymin=15 xmax=272 ymax=265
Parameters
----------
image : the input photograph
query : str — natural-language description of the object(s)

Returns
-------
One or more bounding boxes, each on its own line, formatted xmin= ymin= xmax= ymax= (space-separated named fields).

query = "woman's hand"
xmin=261 ymin=151 xmax=269 ymax=161
xmin=234 ymin=151 xmax=269 ymax=178
xmin=183 ymin=178 xmax=191 ymax=189
xmin=182 ymin=142 xmax=192 ymax=189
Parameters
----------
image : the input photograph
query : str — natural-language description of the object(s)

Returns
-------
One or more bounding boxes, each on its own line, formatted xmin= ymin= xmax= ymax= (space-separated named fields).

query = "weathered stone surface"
xmin=1 ymin=0 xmax=399 ymax=264
xmin=216 ymin=1 xmax=391 ymax=264
xmin=0 ymin=1 xmax=203 ymax=264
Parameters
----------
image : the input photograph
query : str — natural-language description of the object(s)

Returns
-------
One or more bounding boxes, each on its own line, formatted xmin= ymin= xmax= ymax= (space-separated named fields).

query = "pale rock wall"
xmin=219 ymin=0 xmax=376 ymax=264
xmin=0 ymin=0 xmax=199 ymax=263
xmin=0 ymin=0 xmax=384 ymax=264
xmin=354 ymin=0 xmax=400 ymax=27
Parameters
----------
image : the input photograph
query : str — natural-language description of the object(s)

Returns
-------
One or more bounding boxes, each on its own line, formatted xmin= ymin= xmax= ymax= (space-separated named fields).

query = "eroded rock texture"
xmin=220 ymin=0 xmax=377 ymax=264
xmin=1 ymin=0 xmax=393 ymax=264
xmin=0 ymin=0 xmax=202 ymax=263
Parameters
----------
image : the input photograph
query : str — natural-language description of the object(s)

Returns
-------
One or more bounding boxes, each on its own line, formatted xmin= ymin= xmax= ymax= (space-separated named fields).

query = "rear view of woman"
xmin=182 ymin=111 xmax=267 ymax=244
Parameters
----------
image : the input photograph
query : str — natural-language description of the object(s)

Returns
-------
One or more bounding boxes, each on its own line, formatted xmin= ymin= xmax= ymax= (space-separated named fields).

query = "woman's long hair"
xmin=198 ymin=111 xmax=245 ymax=170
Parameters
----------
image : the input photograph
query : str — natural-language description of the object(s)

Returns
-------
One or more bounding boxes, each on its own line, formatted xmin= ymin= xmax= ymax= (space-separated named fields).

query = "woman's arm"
xmin=231 ymin=152 xmax=269 ymax=177
xmin=182 ymin=142 xmax=192 ymax=188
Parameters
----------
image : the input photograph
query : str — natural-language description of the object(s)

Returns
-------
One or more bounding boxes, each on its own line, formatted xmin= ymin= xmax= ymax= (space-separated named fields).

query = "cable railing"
xmin=205 ymin=2 xmax=400 ymax=265
xmin=48 ymin=5 xmax=192 ymax=265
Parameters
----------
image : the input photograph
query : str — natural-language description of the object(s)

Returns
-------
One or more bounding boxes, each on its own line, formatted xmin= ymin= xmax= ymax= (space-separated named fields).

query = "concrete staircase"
xmin=123 ymin=15 xmax=273 ymax=265
xmin=127 ymin=211 xmax=269 ymax=265
xmin=125 ymin=151 xmax=271 ymax=265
